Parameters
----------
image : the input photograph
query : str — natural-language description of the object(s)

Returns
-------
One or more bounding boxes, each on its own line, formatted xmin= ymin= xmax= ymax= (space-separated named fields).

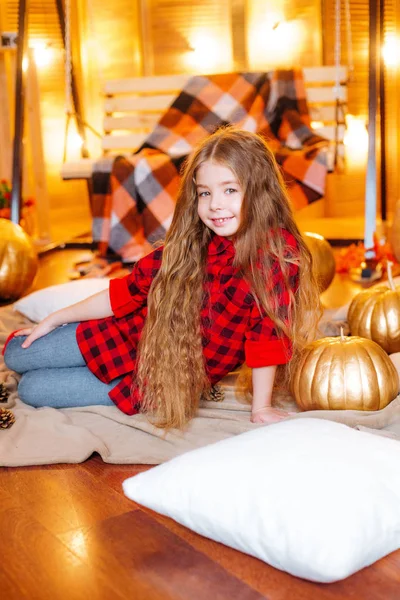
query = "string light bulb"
xmin=68 ymin=131 xmax=84 ymax=150
xmin=344 ymin=114 xmax=368 ymax=167
xmin=382 ymin=35 xmax=400 ymax=68
xmin=23 ymin=41 xmax=54 ymax=69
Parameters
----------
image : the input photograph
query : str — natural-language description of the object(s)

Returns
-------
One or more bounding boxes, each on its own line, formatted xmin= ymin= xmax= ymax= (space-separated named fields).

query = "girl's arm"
xmin=251 ymin=365 xmax=277 ymax=411
xmin=14 ymin=247 xmax=162 ymax=349
xmin=251 ymin=365 xmax=295 ymax=423
xmin=15 ymin=289 xmax=113 ymax=348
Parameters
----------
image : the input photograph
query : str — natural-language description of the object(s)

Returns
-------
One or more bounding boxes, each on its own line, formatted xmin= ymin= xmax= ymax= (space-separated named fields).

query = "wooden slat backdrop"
xmin=1 ymin=0 xmax=399 ymax=235
xmin=0 ymin=0 xmax=143 ymax=242
xmin=0 ymin=0 xmax=88 ymax=240
xmin=322 ymin=0 xmax=400 ymax=217
xmin=142 ymin=0 xmax=323 ymax=76
xmin=142 ymin=0 xmax=234 ymax=75
xmin=382 ymin=1 xmax=400 ymax=216
xmin=247 ymin=0 xmax=323 ymax=69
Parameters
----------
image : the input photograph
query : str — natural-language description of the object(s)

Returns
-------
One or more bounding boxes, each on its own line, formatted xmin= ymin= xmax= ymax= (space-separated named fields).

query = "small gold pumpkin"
xmin=0 ymin=219 xmax=38 ymax=301
xmin=291 ymin=331 xmax=399 ymax=411
xmin=303 ymin=232 xmax=336 ymax=292
xmin=348 ymin=261 xmax=400 ymax=353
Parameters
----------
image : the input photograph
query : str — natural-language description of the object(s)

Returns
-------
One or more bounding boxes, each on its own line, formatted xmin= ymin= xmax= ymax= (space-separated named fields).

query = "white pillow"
xmin=14 ymin=279 xmax=110 ymax=322
xmin=123 ymin=418 xmax=400 ymax=583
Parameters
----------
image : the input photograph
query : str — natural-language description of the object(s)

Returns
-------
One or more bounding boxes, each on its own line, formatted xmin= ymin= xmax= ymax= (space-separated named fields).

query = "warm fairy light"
xmin=185 ymin=31 xmax=231 ymax=72
xmin=382 ymin=35 xmax=400 ymax=67
xmin=344 ymin=115 xmax=368 ymax=166
xmin=311 ymin=121 xmax=324 ymax=130
xmin=68 ymin=131 xmax=84 ymax=150
xmin=344 ymin=115 xmax=368 ymax=147
xmin=249 ymin=12 xmax=303 ymax=69
xmin=69 ymin=531 xmax=88 ymax=558
xmin=30 ymin=41 xmax=54 ymax=69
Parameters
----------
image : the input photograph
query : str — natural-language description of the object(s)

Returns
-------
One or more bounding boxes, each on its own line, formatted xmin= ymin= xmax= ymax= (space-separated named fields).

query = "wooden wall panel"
xmin=247 ymin=0 xmax=322 ymax=70
xmin=141 ymin=0 xmax=322 ymax=75
xmin=322 ymin=0 xmax=400 ymax=218
xmin=76 ymin=0 xmax=143 ymax=155
xmin=0 ymin=0 xmax=142 ymax=242
xmin=142 ymin=0 xmax=233 ymax=75
xmin=1 ymin=0 xmax=398 ymax=237
xmin=383 ymin=1 xmax=400 ymax=216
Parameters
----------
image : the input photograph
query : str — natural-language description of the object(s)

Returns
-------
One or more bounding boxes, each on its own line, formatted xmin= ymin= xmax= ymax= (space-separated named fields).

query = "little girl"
xmin=4 ymin=127 xmax=320 ymax=429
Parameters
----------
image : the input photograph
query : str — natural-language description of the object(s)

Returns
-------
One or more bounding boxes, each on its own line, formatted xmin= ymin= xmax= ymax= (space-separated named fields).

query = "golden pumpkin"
xmin=348 ymin=261 xmax=400 ymax=353
xmin=291 ymin=332 xmax=399 ymax=411
xmin=303 ymin=232 xmax=336 ymax=292
xmin=0 ymin=219 xmax=38 ymax=301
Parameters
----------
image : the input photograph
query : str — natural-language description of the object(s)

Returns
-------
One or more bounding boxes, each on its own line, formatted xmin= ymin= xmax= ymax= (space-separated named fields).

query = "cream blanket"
xmin=1 ymin=305 xmax=400 ymax=467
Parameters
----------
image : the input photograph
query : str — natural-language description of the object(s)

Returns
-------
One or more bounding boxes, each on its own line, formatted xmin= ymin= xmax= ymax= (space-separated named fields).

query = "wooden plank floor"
xmin=1 ymin=455 xmax=400 ymax=599
xmin=1 ymin=248 xmax=400 ymax=599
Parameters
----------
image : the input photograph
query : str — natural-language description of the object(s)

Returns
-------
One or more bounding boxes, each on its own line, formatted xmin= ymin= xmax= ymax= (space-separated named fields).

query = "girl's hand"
xmin=14 ymin=318 xmax=58 ymax=348
xmin=250 ymin=406 xmax=296 ymax=424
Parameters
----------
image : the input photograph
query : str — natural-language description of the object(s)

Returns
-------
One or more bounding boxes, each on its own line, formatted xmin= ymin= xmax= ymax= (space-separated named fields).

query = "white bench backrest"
xmin=61 ymin=66 xmax=347 ymax=179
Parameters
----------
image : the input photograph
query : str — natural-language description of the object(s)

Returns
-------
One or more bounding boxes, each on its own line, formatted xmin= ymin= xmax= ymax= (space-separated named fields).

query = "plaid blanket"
xmin=92 ymin=70 xmax=328 ymax=262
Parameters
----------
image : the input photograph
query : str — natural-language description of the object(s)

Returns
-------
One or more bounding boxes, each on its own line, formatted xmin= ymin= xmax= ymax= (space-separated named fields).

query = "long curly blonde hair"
xmin=135 ymin=126 xmax=321 ymax=429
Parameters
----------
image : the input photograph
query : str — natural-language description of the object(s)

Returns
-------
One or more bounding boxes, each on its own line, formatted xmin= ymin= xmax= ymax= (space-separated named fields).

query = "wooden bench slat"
xmin=309 ymin=105 xmax=344 ymax=122
xmin=102 ymin=115 xmax=347 ymax=140
xmin=104 ymin=94 xmax=177 ymax=113
xmin=104 ymin=89 xmax=347 ymax=115
xmin=302 ymin=66 xmax=347 ymax=83
xmin=307 ymin=87 xmax=347 ymax=103
xmin=104 ymin=74 xmax=190 ymax=95
xmin=103 ymin=114 xmax=159 ymax=131
xmin=312 ymin=124 xmax=346 ymax=140
xmin=61 ymin=159 xmax=97 ymax=179
xmin=103 ymin=67 xmax=348 ymax=95
xmin=101 ymin=124 xmax=346 ymax=154
xmin=102 ymin=133 xmax=147 ymax=151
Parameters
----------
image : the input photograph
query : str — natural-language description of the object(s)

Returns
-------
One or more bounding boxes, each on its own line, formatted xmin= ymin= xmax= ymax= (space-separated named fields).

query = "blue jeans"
xmin=3 ymin=323 xmax=118 ymax=408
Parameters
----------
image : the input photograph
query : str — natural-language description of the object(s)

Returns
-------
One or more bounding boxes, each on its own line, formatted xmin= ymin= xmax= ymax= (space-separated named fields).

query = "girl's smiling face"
xmin=196 ymin=161 xmax=243 ymax=238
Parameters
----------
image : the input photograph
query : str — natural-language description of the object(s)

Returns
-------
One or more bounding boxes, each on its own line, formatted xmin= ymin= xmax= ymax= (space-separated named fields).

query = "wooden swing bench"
xmin=61 ymin=66 xmax=348 ymax=182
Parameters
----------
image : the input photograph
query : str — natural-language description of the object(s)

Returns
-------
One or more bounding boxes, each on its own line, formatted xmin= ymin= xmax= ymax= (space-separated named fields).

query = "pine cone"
xmin=209 ymin=385 xmax=225 ymax=402
xmin=0 ymin=408 xmax=15 ymax=429
xmin=0 ymin=382 xmax=9 ymax=403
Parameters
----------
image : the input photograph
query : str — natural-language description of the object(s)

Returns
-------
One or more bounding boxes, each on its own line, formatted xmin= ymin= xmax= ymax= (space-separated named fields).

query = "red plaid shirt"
xmin=76 ymin=231 xmax=299 ymax=415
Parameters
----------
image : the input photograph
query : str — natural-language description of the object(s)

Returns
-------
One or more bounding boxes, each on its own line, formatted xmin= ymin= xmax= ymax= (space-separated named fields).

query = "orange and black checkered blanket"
xmin=91 ymin=70 xmax=329 ymax=261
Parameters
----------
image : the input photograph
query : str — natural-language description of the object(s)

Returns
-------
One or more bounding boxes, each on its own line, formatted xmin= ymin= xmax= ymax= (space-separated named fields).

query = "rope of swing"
xmin=62 ymin=0 xmax=101 ymax=164
xmin=333 ymin=0 xmax=354 ymax=166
